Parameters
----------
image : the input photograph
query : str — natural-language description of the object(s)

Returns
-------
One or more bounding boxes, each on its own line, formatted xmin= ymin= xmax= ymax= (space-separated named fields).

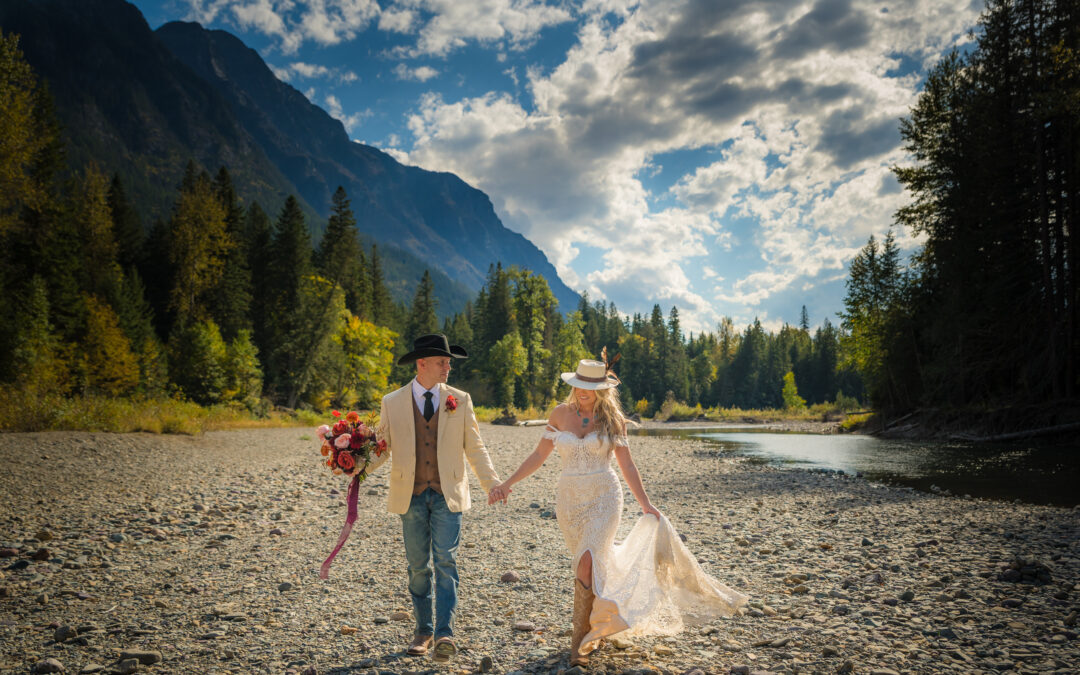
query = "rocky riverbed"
xmin=0 ymin=425 xmax=1077 ymax=675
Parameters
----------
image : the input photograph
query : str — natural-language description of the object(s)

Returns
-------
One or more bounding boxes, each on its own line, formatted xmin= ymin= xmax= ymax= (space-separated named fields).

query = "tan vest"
xmin=412 ymin=398 xmax=441 ymax=495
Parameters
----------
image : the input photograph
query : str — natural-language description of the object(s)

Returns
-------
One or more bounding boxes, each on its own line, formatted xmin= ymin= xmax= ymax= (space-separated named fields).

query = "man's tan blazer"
xmin=367 ymin=382 xmax=500 ymax=514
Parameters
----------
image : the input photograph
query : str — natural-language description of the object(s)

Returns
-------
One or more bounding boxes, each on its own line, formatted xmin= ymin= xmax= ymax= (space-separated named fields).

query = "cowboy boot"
xmin=570 ymin=578 xmax=594 ymax=667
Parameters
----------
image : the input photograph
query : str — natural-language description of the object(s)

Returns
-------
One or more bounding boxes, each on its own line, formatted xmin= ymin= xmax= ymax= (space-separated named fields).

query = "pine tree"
xmin=108 ymin=173 xmax=142 ymax=270
xmin=317 ymin=186 xmax=364 ymax=313
xmin=368 ymin=244 xmax=394 ymax=326
xmin=405 ymin=270 xmax=439 ymax=339
xmin=210 ymin=167 xmax=252 ymax=340
xmin=167 ymin=171 xmax=231 ymax=326
xmin=244 ymin=202 xmax=273 ymax=364
xmin=0 ymin=31 xmax=52 ymax=235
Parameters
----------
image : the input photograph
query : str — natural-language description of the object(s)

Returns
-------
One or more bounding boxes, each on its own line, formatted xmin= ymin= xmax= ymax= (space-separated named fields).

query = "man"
xmin=353 ymin=334 xmax=501 ymax=662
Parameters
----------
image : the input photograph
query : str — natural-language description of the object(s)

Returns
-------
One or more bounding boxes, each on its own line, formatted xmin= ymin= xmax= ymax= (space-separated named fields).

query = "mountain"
xmin=0 ymin=0 xmax=581 ymax=313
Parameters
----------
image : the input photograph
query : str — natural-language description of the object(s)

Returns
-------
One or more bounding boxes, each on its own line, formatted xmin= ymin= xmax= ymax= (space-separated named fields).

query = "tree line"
xmin=839 ymin=0 xmax=1079 ymax=414
xmin=1 ymin=30 xmax=866 ymax=415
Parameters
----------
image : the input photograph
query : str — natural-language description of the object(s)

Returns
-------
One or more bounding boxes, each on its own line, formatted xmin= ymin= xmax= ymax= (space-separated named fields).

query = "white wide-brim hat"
xmin=561 ymin=359 xmax=619 ymax=390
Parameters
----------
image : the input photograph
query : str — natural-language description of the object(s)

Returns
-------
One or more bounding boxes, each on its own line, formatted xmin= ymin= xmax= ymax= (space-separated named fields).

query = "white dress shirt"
xmin=411 ymin=379 xmax=441 ymax=415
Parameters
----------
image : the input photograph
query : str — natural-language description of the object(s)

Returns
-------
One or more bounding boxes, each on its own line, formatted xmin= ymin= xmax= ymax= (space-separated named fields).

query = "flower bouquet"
xmin=319 ymin=409 xmax=386 ymax=580
xmin=318 ymin=410 xmax=386 ymax=481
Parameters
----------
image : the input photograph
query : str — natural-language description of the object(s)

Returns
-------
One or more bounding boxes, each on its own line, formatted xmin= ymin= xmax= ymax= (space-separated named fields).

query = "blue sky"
xmin=131 ymin=0 xmax=983 ymax=334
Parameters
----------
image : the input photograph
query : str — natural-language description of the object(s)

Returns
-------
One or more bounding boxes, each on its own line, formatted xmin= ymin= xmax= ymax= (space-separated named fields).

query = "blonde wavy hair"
xmin=564 ymin=385 xmax=629 ymax=444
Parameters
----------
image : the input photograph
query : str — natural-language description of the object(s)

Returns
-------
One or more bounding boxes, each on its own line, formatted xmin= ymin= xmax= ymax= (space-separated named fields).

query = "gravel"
xmin=0 ymin=425 xmax=1077 ymax=674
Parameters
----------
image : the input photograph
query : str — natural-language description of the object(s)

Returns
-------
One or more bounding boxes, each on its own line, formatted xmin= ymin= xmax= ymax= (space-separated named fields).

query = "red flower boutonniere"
xmin=445 ymin=395 xmax=458 ymax=413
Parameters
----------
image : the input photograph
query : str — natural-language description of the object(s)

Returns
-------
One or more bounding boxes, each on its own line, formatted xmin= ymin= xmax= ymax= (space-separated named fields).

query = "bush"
xmin=634 ymin=398 xmax=650 ymax=417
xmin=168 ymin=320 xmax=227 ymax=405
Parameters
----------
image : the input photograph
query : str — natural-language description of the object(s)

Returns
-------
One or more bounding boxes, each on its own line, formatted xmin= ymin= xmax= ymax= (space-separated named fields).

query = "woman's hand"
xmin=642 ymin=503 xmax=661 ymax=519
xmin=488 ymin=483 xmax=512 ymax=505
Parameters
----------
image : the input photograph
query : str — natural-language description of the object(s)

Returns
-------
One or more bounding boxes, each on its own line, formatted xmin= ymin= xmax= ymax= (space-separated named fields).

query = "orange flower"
xmin=345 ymin=411 xmax=361 ymax=423
xmin=326 ymin=458 xmax=334 ymax=467
xmin=321 ymin=441 xmax=332 ymax=456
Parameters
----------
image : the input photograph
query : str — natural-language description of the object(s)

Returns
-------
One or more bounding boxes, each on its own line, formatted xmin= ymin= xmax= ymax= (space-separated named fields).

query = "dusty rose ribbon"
xmin=320 ymin=475 xmax=359 ymax=579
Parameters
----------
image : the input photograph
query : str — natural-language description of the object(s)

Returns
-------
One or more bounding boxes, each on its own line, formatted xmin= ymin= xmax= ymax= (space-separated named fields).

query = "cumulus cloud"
xmin=186 ymin=0 xmax=571 ymax=56
xmin=393 ymin=63 xmax=440 ymax=82
xmin=325 ymin=94 xmax=370 ymax=133
xmin=403 ymin=0 xmax=980 ymax=331
xmin=272 ymin=61 xmax=359 ymax=83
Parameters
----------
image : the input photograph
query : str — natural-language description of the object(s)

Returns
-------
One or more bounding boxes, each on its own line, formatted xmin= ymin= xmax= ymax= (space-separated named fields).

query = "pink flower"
xmin=317 ymin=425 xmax=331 ymax=437
xmin=334 ymin=434 xmax=351 ymax=449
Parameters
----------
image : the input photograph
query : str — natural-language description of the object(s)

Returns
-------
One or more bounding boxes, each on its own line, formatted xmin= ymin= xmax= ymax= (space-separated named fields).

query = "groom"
xmin=356 ymin=334 xmax=501 ymax=662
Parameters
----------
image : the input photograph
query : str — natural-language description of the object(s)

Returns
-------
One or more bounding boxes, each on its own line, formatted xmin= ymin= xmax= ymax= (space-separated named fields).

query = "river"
xmin=630 ymin=427 xmax=1079 ymax=506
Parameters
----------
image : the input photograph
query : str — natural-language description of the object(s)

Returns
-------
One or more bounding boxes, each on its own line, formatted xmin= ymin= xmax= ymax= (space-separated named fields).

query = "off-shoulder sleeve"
xmin=614 ymin=421 xmax=629 ymax=448
xmin=541 ymin=424 xmax=560 ymax=441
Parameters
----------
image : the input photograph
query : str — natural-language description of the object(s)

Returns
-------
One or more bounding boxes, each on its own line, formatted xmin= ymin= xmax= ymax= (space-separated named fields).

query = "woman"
xmin=488 ymin=358 xmax=747 ymax=667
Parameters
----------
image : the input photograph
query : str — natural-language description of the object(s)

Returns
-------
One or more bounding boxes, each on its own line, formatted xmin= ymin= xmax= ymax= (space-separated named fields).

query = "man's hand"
xmin=488 ymin=483 xmax=511 ymax=505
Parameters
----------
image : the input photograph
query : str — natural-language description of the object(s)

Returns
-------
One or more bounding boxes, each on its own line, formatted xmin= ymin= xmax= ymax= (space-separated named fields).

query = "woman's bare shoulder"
xmin=547 ymin=404 xmax=571 ymax=427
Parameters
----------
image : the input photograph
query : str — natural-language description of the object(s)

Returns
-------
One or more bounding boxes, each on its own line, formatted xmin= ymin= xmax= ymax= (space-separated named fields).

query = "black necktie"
xmin=423 ymin=391 xmax=434 ymax=422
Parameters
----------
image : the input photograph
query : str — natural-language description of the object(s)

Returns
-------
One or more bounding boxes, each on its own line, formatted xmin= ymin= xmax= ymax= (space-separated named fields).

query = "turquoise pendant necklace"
xmin=577 ymin=407 xmax=590 ymax=427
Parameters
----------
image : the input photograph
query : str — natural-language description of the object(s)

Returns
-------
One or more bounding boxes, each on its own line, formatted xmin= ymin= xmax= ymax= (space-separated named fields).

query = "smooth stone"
xmin=512 ymin=621 xmax=536 ymax=632
xmin=479 ymin=655 xmax=494 ymax=673
xmin=33 ymin=659 xmax=65 ymax=674
xmin=54 ymin=625 xmax=78 ymax=642
xmin=900 ymin=590 xmax=915 ymax=602
xmin=118 ymin=650 xmax=161 ymax=665
xmin=500 ymin=571 xmax=521 ymax=583
xmin=278 ymin=582 xmax=294 ymax=592
xmin=389 ymin=611 xmax=410 ymax=621
xmin=79 ymin=665 xmax=105 ymax=674
xmin=373 ymin=616 xmax=389 ymax=624
xmin=115 ymin=659 xmax=139 ymax=675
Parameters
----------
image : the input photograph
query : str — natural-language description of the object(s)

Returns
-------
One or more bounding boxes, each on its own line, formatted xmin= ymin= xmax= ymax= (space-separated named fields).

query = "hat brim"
xmin=397 ymin=345 xmax=468 ymax=365
xmin=561 ymin=372 xmax=618 ymax=390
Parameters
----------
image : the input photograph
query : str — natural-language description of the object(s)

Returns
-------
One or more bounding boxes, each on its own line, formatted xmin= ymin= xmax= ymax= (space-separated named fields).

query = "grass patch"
xmin=0 ymin=388 xmax=359 ymax=434
xmin=474 ymin=403 xmax=557 ymax=423
xmin=840 ymin=412 xmax=874 ymax=431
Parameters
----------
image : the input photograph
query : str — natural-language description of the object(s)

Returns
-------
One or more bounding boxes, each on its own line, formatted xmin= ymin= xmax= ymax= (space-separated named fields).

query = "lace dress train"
xmin=546 ymin=427 xmax=747 ymax=653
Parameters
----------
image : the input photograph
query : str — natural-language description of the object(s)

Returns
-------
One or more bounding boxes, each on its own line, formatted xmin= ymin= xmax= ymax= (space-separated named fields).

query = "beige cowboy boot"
xmin=570 ymin=578 xmax=594 ymax=667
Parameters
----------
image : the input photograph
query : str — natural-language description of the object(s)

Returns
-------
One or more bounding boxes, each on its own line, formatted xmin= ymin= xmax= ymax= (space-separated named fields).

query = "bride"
xmin=488 ymin=357 xmax=747 ymax=666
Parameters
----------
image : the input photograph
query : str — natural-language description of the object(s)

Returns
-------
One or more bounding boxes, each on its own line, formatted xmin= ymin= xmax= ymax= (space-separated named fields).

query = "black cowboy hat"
xmin=397 ymin=333 xmax=468 ymax=365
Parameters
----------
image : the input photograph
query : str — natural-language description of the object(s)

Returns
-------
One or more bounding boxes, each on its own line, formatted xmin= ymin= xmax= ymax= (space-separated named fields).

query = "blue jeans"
xmin=400 ymin=488 xmax=462 ymax=638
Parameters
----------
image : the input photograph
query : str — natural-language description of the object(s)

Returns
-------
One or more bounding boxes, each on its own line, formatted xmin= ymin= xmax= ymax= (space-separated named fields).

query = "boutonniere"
xmin=445 ymin=395 xmax=458 ymax=413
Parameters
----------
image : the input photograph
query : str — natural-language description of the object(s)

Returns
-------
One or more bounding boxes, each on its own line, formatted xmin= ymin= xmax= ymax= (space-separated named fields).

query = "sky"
xmin=131 ymin=0 xmax=984 ymax=334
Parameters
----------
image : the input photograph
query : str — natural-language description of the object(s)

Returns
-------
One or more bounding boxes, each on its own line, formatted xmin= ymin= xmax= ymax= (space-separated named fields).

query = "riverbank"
xmin=857 ymin=403 xmax=1080 ymax=443
xmin=0 ymin=426 xmax=1076 ymax=675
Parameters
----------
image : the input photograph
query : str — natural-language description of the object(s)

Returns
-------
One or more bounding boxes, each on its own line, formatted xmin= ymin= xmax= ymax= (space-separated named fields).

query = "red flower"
xmin=338 ymin=452 xmax=356 ymax=472
xmin=332 ymin=420 xmax=348 ymax=435
xmin=445 ymin=395 xmax=458 ymax=412
xmin=376 ymin=439 xmax=387 ymax=456
xmin=331 ymin=410 xmax=341 ymax=418
xmin=349 ymin=434 xmax=365 ymax=450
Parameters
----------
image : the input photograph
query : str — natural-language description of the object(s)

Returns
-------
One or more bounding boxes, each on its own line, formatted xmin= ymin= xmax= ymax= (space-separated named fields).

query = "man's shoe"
xmin=432 ymin=637 xmax=457 ymax=662
xmin=407 ymin=634 xmax=434 ymax=656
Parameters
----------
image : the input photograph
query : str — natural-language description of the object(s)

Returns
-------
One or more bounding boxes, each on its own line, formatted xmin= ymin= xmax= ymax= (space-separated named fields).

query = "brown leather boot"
xmin=570 ymin=578 xmax=594 ymax=667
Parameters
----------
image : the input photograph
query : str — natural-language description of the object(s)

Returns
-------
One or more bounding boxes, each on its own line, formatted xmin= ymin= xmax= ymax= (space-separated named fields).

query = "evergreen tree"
xmin=210 ymin=167 xmax=252 ymax=340
xmin=167 ymin=171 xmax=231 ymax=326
xmin=368 ymin=244 xmax=394 ymax=326
xmin=108 ymin=173 xmax=142 ymax=270
xmin=317 ymin=186 xmax=365 ymax=314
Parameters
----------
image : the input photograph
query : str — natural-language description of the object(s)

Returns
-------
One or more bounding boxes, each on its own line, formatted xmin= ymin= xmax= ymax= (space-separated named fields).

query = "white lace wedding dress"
xmin=544 ymin=426 xmax=748 ymax=654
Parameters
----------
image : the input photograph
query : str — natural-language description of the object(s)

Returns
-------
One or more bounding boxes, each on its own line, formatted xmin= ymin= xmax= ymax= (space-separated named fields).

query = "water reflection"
xmin=630 ymin=427 xmax=1079 ymax=506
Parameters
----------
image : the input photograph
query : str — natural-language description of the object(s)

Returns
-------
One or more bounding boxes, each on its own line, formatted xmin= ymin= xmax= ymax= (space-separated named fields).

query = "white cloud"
xmin=272 ymin=61 xmax=359 ymax=84
xmin=189 ymin=0 xmax=571 ymax=56
xmin=402 ymin=0 xmax=980 ymax=332
xmin=393 ymin=63 xmax=440 ymax=82
xmin=324 ymin=93 xmax=370 ymax=133
xmin=395 ymin=0 xmax=575 ymax=58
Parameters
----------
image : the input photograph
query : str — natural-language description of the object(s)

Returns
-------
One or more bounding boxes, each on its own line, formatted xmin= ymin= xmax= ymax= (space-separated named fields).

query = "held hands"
xmin=488 ymin=483 xmax=512 ymax=505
